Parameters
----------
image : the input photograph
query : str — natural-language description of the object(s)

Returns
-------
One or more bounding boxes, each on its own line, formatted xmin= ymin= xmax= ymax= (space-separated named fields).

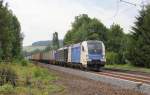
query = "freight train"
xmin=30 ymin=40 xmax=106 ymax=71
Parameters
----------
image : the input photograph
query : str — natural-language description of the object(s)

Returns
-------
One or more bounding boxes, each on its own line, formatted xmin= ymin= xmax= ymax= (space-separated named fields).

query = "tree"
xmin=107 ymin=24 xmax=124 ymax=52
xmin=128 ymin=5 xmax=150 ymax=68
xmin=52 ymin=32 xmax=59 ymax=49
xmin=0 ymin=0 xmax=22 ymax=60
xmin=64 ymin=14 xmax=91 ymax=45
xmin=64 ymin=14 xmax=108 ymax=45
xmin=106 ymin=24 xmax=127 ymax=64
xmin=0 ymin=1 xmax=13 ymax=60
xmin=11 ymin=16 xmax=23 ymax=58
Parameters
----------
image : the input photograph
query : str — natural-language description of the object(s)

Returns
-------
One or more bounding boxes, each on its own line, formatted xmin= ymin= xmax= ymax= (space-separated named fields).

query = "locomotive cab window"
xmin=87 ymin=42 xmax=102 ymax=54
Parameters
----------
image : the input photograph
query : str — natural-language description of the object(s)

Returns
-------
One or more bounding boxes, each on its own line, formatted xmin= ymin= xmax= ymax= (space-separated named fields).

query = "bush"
xmin=0 ymin=84 xmax=14 ymax=94
xmin=12 ymin=59 xmax=29 ymax=66
xmin=0 ymin=49 xmax=3 ymax=61
xmin=32 ymin=67 xmax=56 ymax=81
xmin=20 ymin=59 xmax=28 ymax=66
xmin=33 ymin=67 xmax=49 ymax=78
xmin=0 ymin=64 xmax=17 ymax=86
xmin=106 ymin=52 xmax=119 ymax=64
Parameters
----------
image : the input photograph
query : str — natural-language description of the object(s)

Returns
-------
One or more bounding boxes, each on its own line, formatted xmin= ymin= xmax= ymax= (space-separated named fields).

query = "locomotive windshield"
xmin=87 ymin=42 xmax=102 ymax=54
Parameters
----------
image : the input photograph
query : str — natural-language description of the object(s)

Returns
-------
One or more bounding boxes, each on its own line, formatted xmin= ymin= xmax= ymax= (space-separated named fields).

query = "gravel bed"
xmin=38 ymin=63 xmax=146 ymax=95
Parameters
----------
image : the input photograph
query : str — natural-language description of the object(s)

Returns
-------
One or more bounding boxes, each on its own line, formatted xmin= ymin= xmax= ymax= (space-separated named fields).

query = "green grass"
xmin=105 ymin=64 xmax=150 ymax=73
xmin=0 ymin=60 xmax=65 ymax=95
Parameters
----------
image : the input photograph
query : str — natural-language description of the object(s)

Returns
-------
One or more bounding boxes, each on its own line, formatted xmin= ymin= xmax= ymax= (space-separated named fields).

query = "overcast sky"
xmin=5 ymin=0 xmax=150 ymax=46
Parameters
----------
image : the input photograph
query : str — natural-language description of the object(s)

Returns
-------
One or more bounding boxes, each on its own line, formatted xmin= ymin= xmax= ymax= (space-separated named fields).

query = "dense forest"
xmin=0 ymin=0 xmax=22 ymax=61
xmin=63 ymin=5 xmax=150 ymax=68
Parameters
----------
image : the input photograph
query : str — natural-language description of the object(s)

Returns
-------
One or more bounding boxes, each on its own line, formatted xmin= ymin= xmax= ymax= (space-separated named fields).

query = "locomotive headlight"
xmin=101 ymin=54 xmax=106 ymax=61
xmin=101 ymin=56 xmax=106 ymax=62
xmin=102 ymin=55 xmax=105 ymax=59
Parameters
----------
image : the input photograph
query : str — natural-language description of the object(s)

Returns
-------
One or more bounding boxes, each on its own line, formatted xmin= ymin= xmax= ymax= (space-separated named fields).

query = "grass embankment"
xmin=105 ymin=64 xmax=150 ymax=73
xmin=0 ymin=60 xmax=64 ymax=95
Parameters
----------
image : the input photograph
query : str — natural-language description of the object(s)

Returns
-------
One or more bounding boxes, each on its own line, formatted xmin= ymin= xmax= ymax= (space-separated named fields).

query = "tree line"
xmin=0 ymin=0 xmax=22 ymax=61
xmin=63 ymin=5 xmax=150 ymax=68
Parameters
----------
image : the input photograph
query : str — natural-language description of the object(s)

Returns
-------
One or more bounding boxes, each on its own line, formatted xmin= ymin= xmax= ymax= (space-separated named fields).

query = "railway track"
xmin=97 ymin=70 xmax=150 ymax=84
xmin=37 ymin=62 xmax=150 ymax=85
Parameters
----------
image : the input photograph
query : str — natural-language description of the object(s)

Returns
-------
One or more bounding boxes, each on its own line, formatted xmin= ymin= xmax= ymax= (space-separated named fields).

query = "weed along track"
xmin=38 ymin=62 xmax=149 ymax=95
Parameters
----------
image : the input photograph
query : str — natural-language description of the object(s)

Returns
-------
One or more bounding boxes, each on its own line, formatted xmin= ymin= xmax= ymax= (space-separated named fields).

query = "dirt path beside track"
xmin=38 ymin=63 xmax=146 ymax=95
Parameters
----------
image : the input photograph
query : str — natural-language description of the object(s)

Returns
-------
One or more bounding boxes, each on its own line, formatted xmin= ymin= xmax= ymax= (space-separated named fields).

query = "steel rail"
xmin=98 ymin=72 xmax=150 ymax=84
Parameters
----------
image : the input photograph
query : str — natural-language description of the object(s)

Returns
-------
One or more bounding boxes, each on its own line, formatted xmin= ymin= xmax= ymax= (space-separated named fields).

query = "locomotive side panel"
xmin=71 ymin=44 xmax=81 ymax=64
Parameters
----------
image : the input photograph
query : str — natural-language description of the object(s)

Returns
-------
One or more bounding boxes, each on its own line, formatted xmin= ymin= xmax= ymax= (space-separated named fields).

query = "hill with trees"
xmin=23 ymin=39 xmax=63 ymax=56
xmin=32 ymin=40 xmax=51 ymax=46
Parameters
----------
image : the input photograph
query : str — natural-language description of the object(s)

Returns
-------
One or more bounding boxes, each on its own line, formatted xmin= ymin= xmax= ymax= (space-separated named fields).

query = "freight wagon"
xmin=55 ymin=47 xmax=68 ymax=66
xmin=31 ymin=53 xmax=41 ymax=61
xmin=40 ymin=50 xmax=55 ymax=63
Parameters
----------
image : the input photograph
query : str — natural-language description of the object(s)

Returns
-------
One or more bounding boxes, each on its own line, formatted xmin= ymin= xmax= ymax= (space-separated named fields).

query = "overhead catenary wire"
xmin=141 ymin=0 xmax=145 ymax=10
xmin=113 ymin=0 xmax=120 ymax=18
xmin=120 ymin=0 xmax=137 ymax=6
xmin=120 ymin=0 xmax=147 ymax=12
xmin=103 ymin=0 xmax=146 ymax=23
xmin=114 ymin=0 xmax=147 ymax=15
xmin=104 ymin=0 xmax=120 ymax=22
xmin=106 ymin=0 xmax=137 ymax=21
